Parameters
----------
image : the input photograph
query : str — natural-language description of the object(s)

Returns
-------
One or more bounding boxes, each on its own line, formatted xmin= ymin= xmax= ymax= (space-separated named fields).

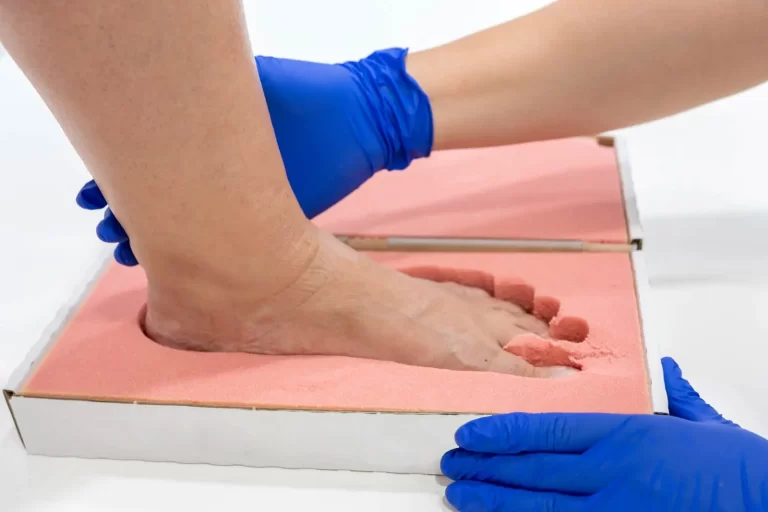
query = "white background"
xmin=2 ymin=1 xmax=768 ymax=510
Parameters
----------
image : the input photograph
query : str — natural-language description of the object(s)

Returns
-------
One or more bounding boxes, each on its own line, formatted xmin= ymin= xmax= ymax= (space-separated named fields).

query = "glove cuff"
xmin=347 ymin=47 xmax=434 ymax=171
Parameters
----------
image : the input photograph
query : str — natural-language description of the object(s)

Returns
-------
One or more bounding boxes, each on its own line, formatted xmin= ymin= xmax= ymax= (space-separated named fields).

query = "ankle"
xmin=147 ymin=216 xmax=319 ymax=292
xmin=141 ymin=224 xmax=323 ymax=351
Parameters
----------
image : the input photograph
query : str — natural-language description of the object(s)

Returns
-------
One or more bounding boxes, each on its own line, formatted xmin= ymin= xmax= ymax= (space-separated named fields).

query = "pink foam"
xmin=315 ymin=139 xmax=628 ymax=243
xmin=21 ymin=140 xmax=651 ymax=415
xmin=22 ymin=252 xmax=649 ymax=414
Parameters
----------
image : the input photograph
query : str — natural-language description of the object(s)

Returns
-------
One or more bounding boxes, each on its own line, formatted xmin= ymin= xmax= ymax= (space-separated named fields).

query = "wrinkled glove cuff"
xmin=344 ymin=47 xmax=434 ymax=171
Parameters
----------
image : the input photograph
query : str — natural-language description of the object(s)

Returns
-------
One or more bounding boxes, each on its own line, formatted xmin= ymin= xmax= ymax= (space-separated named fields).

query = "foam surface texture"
xmin=22 ymin=140 xmax=651 ymax=414
xmin=316 ymin=138 xmax=629 ymax=242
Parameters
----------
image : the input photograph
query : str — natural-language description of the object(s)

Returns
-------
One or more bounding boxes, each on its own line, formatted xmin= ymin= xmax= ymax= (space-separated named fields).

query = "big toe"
xmin=484 ymin=349 xmax=543 ymax=377
xmin=535 ymin=365 xmax=579 ymax=378
xmin=487 ymin=349 xmax=578 ymax=378
xmin=503 ymin=336 xmax=581 ymax=370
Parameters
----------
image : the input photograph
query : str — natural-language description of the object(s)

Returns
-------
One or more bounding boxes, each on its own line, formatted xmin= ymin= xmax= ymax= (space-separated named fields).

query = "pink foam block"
xmin=21 ymin=140 xmax=651 ymax=415
xmin=22 ymin=251 xmax=650 ymax=414
xmin=315 ymin=138 xmax=628 ymax=243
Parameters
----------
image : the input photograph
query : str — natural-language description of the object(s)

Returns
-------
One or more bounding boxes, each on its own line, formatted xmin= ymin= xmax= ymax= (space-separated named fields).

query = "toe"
xmin=503 ymin=336 xmax=581 ymax=369
xmin=482 ymin=309 xmax=526 ymax=342
xmin=448 ymin=269 xmax=495 ymax=295
xmin=439 ymin=281 xmax=492 ymax=300
xmin=481 ymin=303 xmax=550 ymax=344
xmin=484 ymin=349 xmax=539 ymax=377
xmin=494 ymin=278 xmax=535 ymax=312
xmin=511 ymin=314 xmax=550 ymax=337
xmin=533 ymin=366 xmax=580 ymax=378
xmin=399 ymin=266 xmax=495 ymax=295
xmin=475 ymin=294 xmax=526 ymax=314
xmin=484 ymin=349 xmax=577 ymax=378
xmin=533 ymin=296 xmax=560 ymax=323
xmin=549 ymin=317 xmax=589 ymax=342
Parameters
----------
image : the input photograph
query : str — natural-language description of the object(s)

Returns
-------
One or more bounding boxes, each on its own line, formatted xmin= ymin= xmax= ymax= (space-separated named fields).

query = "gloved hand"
xmin=441 ymin=357 xmax=768 ymax=511
xmin=76 ymin=48 xmax=433 ymax=266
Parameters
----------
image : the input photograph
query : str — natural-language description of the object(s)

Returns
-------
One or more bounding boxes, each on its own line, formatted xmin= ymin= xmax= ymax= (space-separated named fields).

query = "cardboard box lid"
xmin=315 ymin=138 xmax=636 ymax=245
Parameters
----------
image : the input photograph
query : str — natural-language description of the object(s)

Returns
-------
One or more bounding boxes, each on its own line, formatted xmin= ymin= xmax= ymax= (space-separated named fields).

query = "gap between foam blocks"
xmin=335 ymin=236 xmax=639 ymax=254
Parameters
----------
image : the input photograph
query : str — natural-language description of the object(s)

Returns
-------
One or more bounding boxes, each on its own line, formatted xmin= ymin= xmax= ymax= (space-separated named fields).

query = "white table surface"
xmin=2 ymin=1 xmax=768 ymax=510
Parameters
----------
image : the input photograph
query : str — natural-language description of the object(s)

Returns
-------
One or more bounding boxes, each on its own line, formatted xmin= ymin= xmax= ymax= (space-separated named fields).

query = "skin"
xmin=407 ymin=0 xmax=768 ymax=149
xmin=0 ymin=0 xmax=567 ymax=377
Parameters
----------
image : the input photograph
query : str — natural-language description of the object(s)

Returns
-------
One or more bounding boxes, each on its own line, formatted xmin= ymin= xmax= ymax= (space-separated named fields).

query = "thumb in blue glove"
xmin=75 ymin=48 xmax=433 ymax=266
xmin=442 ymin=357 xmax=768 ymax=511
xmin=662 ymin=356 xmax=737 ymax=426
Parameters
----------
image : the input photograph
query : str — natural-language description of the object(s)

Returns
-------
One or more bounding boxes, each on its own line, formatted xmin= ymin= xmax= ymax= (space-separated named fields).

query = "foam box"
xmin=4 ymin=137 xmax=666 ymax=475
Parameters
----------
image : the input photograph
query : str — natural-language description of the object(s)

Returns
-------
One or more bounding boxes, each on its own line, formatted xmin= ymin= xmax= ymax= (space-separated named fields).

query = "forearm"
xmin=408 ymin=0 xmax=768 ymax=150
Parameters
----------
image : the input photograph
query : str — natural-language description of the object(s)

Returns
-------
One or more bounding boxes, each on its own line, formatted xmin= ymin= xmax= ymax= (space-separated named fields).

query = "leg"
xmin=0 ymin=0 xmax=310 ymax=292
xmin=0 ymin=0 xmax=572 ymax=377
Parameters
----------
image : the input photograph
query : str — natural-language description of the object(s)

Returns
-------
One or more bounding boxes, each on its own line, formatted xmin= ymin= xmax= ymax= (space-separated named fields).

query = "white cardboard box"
xmin=4 ymin=139 xmax=667 ymax=475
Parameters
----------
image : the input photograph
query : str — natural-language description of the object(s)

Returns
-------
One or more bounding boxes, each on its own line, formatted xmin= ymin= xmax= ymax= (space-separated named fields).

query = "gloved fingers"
xmin=454 ymin=413 xmax=632 ymax=455
xmin=662 ymin=357 xmax=737 ymax=427
xmin=442 ymin=449 xmax=599 ymax=495
xmin=445 ymin=481 xmax=586 ymax=512
xmin=76 ymin=180 xmax=108 ymax=210
xmin=96 ymin=208 xmax=128 ymax=243
xmin=114 ymin=241 xmax=139 ymax=267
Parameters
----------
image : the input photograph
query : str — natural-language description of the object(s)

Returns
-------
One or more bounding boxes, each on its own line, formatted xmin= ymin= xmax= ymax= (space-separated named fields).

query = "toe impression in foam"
xmin=549 ymin=316 xmax=589 ymax=342
xmin=533 ymin=296 xmax=560 ymax=323
xmin=503 ymin=335 xmax=582 ymax=370
xmin=494 ymin=278 xmax=535 ymax=312
xmin=399 ymin=266 xmax=495 ymax=295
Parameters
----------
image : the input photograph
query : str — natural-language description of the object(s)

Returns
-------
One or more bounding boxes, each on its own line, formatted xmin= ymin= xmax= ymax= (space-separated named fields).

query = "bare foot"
xmin=144 ymin=229 xmax=579 ymax=377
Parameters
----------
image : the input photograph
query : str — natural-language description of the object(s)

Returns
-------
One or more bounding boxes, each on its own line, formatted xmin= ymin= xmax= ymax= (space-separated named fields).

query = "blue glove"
xmin=76 ymin=47 xmax=433 ymax=266
xmin=441 ymin=357 xmax=768 ymax=511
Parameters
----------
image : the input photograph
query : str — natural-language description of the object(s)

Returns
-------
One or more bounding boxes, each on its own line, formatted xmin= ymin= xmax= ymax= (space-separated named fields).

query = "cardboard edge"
xmin=616 ymin=136 xmax=644 ymax=248
xmin=3 ymin=389 xmax=24 ymax=447
xmin=11 ymin=395 xmax=481 ymax=475
xmin=631 ymin=251 xmax=668 ymax=415
xmin=5 ymin=247 xmax=113 ymax=394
